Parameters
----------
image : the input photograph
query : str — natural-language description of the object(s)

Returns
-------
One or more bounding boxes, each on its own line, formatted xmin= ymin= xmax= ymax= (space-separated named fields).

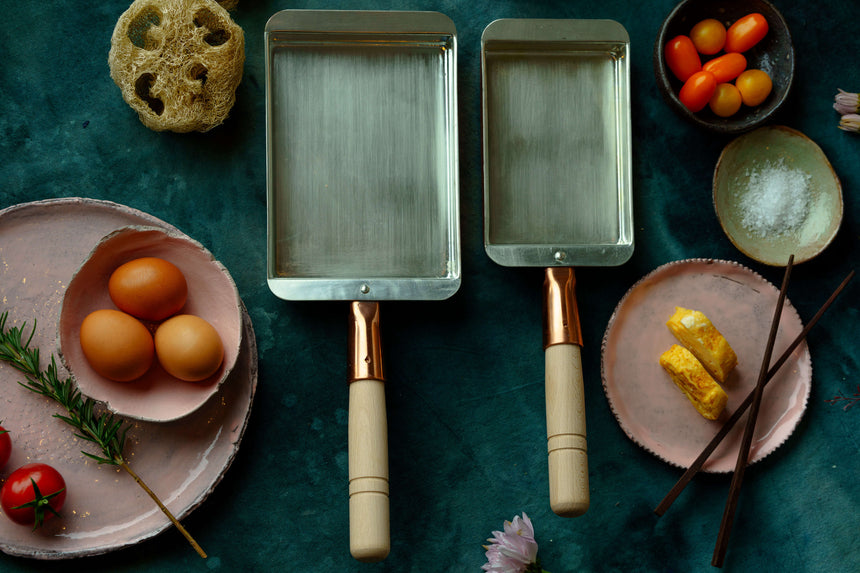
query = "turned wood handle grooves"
xmin=348 ymin=302 xmax=390 ymax=562
xmin=545 ymin=344 xmax=590 ymax=516
xmin=543 ymin=269 xmax=590 ymax=517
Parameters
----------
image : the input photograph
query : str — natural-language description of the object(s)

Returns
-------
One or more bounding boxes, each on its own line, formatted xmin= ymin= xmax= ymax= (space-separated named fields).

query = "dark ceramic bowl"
xmin=654 ymin=0 xmax=794 ymax=134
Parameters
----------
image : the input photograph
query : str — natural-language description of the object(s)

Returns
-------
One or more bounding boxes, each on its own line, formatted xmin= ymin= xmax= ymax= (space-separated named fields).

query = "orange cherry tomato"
xmin=709 ymin=83 xmax=743 ymax=117
xmin=725 ymin=13 xmax=769 ymax=53
xmin=735 ymin=69 xmax=773 ymax=106
xmin=702 ymin=52 xmax=747 ymax=83
xmin=665 ymin=35 xmax=702 ymax=82
xmin=690 ymin=18 xmax=727 ymax=55
xmin=679 ymin=70 xmax=717 ymax=112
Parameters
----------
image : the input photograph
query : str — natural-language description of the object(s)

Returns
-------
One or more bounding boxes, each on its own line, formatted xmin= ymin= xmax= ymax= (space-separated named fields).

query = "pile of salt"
xmin=737 ymin=158 xmax=811 ymax=237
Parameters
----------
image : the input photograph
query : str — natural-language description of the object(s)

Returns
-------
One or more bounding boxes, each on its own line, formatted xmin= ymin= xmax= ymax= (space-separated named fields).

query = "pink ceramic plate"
xmin=601 ymin=259 xmax=811 ymax=472
xmin=0 ymin=198 xmax=257 ymax=559
xmin=59 ymin=225 xmax=243 ymax=422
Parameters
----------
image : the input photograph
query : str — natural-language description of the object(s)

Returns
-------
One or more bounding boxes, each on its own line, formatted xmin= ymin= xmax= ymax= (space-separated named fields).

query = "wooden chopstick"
xmin=711 ymin=254 xmax=794 ymax=567
xmin=654 ymin=268 xmax=856 ymax=518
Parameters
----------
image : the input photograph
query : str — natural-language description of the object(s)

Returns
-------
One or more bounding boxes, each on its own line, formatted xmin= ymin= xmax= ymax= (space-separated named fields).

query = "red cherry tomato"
xmin=679 ymin=71 xmax=717 ymax=112
xmin=665 ymin=35 xmax=702 ymax=82
xmin=0 ymin=422 xmax=10 ymax=469
xmin=702 ymin=52 xmax=747 ymax=83
xmin=690 ymin=18 xmax=727 ymax=55
xmin=725 ymin=13 xmax=769 ymax=53
xmin=1 ymin=463 xmax=67 ymax=529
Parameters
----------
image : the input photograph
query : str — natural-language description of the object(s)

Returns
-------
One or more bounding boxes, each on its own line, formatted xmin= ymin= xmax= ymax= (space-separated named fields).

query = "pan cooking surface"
xmin=271 ymin=46 xmax=452 ymax=279
xmin=485 ymin=51 xmax=622 ymax=245
xmin=265 ymin=11 xmax=460 ymax=301
xmin=482 ymin=19 xmax=633 ymax=268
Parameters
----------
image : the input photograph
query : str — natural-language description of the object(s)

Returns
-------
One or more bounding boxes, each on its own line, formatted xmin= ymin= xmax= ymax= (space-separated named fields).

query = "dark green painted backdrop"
xmin=1 ymin=1 xmax=857 ymax=571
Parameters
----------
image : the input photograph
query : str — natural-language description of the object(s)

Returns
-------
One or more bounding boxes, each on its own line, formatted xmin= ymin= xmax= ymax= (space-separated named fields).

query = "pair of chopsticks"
xmin=711 ymin=254 xmax=793 ymax=567
xmin=653 ymin=256 xmax=856 ymax=568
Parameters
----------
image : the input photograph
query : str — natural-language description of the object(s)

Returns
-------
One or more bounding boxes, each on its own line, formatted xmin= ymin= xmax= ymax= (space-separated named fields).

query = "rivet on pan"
xmin=554 ymin=251 xmax=566 ymax=262
xmin=360 ymin=283 xmax=370 ymax=294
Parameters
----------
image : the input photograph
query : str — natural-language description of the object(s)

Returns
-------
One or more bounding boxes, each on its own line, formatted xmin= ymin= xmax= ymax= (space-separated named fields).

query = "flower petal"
xmin=482 ymin=513 xmax=540 ymax=572
xmin=834 ymin=89 xmax=860 ymax=115
xmin=839 ymin=113 xmax=860 ymax=132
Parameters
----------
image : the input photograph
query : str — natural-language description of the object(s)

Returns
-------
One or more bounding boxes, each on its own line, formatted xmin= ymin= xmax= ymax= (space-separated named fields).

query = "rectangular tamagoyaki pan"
xmin=481 ymin=19 xmax=634 ymax=518
xmin=265 ymin=10 xmax=460 ymax=563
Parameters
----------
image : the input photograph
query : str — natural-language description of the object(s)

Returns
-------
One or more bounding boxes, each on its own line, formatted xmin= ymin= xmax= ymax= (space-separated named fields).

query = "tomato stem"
xmin=10 ymin=477 xmax=65 ymax=530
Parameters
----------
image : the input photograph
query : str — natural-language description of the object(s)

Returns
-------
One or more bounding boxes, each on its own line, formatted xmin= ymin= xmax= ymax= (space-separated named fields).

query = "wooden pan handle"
xmin=543 ymin=268 xmax=590 ymax=517
xmin=348 ymin=302 xmax=390 ymax=562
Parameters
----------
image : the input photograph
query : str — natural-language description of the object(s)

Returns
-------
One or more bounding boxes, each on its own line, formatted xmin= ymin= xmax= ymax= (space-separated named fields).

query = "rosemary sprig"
xmin=0 ymin=311 xmax=206 ymax=558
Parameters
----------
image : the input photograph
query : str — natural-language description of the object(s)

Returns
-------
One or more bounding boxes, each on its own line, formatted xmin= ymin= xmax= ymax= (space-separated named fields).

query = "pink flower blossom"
xmin=482 ymin=513 xmax=544 ymax=573
xmin=834 ymin=89 xmax=860 ymax=115
xmin=838 ymin=113 xmax=860 ymax=133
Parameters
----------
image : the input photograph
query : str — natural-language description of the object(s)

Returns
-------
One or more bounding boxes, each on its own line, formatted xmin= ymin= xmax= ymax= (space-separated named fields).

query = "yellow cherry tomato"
xmin=709 ymin=83 xmax=743 ymax=117
xmin=690 ymin=18 xmax=727 ymax=55
xmin=735 ymin=69 xmax=772 ymax=106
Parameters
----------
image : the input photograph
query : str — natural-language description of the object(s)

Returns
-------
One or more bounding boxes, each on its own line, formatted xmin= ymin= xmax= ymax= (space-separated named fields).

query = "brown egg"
xmin=108 ymin=257 xmax=187 ymax=322
xmin=79 ymin=309 xmax=154 ymax=381
xmin=154 ymin=315 xmax=224 ymax=382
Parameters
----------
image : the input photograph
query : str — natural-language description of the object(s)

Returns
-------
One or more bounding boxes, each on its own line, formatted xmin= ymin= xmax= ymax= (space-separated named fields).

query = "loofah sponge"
xmin=108 ymin=0 xmax=245 ymax=133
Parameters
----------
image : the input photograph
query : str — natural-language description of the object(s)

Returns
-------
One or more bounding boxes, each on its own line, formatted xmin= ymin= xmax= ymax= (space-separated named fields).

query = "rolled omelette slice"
xmin=666 ymin=306 xmax=738 ymax=382
xmin=659 ymin=344 xmax=728 ymax=420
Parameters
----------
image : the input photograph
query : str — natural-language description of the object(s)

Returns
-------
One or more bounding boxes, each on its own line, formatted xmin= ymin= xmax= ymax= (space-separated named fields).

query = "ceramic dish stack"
xmin=0 ymin=198 xmax=257 ymax=559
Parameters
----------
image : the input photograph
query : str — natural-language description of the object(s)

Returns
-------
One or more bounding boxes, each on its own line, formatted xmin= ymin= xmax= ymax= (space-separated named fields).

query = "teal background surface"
xmin=1 ymin=0 xmax=858 ymax=571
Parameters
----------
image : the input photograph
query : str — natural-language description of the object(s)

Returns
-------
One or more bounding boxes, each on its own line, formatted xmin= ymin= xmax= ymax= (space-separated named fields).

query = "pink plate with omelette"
xmin=601 ymin=259 xmax=811 ymax=472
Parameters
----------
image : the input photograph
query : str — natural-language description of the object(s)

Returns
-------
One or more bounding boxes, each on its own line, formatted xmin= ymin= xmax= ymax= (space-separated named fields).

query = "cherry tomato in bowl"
xmin=689 ymin=18 xmax=726 ymax=55
xmin=679 ymin=70 xmax=717 ymax=112
xmin=709 ymin=83 xmax=743 ymax=117
xmin=0 ymin=422 xmax=10 ymax=469
xmin=702 ymin=52 xmax=747 ymax=83
xmin=664 ymin=35 xmax=701 ymax=82
xmin=1 ymin=463 xmax=67 ymax=529
xmin=736 ymin=69 xmax=773 ymax=106
xmin=725 ymin=13 xmax=769 ymax=53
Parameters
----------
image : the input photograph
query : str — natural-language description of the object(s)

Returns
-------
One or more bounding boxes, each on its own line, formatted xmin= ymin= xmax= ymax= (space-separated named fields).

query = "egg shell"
xmin=109 ymin=257 xmax=188 ymax=321
xmin=155 ymin=314 xmax=224 ymax=382
xmin=79 ymin=309 xmax=154 ymax=382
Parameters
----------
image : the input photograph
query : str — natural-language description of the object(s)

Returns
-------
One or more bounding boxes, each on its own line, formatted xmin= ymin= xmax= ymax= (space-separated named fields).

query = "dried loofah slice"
xmin=108 ymin=0 xmax=245 ymax=133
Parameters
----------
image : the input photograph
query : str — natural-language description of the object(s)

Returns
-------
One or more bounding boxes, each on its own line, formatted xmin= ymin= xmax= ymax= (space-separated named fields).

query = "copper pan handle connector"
xmin=543 ymin=266 xmax=583 ymax=348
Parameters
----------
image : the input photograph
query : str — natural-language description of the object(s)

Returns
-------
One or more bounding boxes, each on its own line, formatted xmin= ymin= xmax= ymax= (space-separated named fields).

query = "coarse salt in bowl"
xmin=713 ymin=125 xmax=843 ymax=265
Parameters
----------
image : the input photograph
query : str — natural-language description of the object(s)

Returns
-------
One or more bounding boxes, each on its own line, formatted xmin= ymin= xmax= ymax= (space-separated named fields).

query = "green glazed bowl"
xmin=713 ymin=125 xmax=843 ymax=266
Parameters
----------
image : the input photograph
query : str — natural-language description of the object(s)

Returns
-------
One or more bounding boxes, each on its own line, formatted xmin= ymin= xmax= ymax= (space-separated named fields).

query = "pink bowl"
xmin=58 ymin=225 xmax=242 ymax=422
